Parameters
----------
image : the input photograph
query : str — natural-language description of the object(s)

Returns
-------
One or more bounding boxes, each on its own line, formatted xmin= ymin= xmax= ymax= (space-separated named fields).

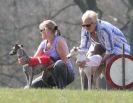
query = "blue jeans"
xmin=31 ymin=60 xmax=74 ymax=89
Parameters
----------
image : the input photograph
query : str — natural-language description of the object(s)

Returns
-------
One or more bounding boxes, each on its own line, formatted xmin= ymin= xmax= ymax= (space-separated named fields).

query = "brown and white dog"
xmin=67 ymin=43 xmax=105 ymax=90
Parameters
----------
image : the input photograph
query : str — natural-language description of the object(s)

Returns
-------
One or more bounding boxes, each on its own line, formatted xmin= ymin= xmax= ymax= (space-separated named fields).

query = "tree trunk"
xmin=128 ymin=10 xmax=133 ymax=55
xmin=74 ymin=0 xmax=102 ymax=18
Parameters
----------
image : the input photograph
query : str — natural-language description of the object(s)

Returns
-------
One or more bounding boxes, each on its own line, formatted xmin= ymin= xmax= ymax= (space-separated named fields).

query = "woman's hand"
xmin=100 ymin=54 xmax=115 ymax=66
xmin=76 ymin=60 xmax=86 ymax=68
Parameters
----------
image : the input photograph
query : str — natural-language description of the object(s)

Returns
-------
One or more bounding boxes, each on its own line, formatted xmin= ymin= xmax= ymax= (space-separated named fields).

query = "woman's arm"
xmin=34 ymin=48 xmax=44 ymax=57
xmin=56 ymin=38 xmax=69 ymax=64
xmin=102 ymin=29 xmax=114 ymax=54
xmin=79 ymin=28 xmax=90 ymax=50
xmin=34 ymin=41 xmax=45 ymax=57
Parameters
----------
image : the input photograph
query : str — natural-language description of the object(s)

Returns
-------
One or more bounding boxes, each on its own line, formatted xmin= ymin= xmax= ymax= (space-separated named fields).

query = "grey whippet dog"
xmin=9 ymin=44 xmax=52 ymax=88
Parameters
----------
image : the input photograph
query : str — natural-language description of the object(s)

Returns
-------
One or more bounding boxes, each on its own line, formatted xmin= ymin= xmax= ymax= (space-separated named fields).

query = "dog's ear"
xmin=14 ymin=44 xmax=20 ymax=49
xmin=14 ymin=44 xmax=23 ymax=49
xmin=73 ymin=46 xmax=76 ymax=49
xmin=72 ymin=46 xmax=77 ymax=51
xmin=20 ymin=44 xmax=23 ymax=47
xmin=75 ymin=47 xmax=79 ymax=51
xmin=18 ymin=44 xmax=23 ymax=48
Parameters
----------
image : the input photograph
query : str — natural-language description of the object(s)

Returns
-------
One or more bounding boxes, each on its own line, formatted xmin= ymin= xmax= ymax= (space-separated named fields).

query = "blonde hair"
xmin=82 ymin=10 xmax=98 ymax=23
xmin=39 ymin=20 xmax=60 ymax=35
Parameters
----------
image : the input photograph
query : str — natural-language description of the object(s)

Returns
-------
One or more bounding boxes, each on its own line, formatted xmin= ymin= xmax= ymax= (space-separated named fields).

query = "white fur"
xmin=67 ymin=46 xmax=102 ymax=90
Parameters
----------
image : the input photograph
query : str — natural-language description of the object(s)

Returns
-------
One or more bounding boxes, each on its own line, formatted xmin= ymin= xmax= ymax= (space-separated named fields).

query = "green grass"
xmin=0 ymin=88 xmax=133 ymax=103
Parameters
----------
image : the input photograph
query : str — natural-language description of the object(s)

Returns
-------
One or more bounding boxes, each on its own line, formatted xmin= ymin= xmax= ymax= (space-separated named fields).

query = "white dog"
xmin=67 ymin=43 xmax=105 ymax=90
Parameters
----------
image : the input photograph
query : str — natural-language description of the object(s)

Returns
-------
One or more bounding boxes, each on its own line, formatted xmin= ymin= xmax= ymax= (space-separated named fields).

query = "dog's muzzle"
xmin=66 ymin=54 xmax=72 ymax=59
xmin=9 ymin=50 xmax=16 ymax=55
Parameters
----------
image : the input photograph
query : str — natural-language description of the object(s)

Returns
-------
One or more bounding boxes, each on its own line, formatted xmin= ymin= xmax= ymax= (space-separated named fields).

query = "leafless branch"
xmin=50 ymin=3 xmax=76 ymax=19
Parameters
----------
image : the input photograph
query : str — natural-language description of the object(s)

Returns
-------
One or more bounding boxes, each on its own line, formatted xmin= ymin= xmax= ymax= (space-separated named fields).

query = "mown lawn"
xmin=0 ymin=88 xmax=132 ymax=103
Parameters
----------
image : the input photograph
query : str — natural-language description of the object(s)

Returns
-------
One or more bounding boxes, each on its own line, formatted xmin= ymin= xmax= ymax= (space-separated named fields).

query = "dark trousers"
xmin=31 ymin=60 xmax=74 ymax=89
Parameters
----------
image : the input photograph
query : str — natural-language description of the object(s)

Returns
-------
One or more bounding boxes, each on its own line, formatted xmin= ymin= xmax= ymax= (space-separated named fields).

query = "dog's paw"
xmin=100 ymin=73 xmax=104 ymax=79
xmin=24 ymin=85 xmax=30 ymax=89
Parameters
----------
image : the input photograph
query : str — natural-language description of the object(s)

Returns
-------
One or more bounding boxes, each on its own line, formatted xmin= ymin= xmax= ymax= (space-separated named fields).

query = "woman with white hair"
xmin=78 ymin=10 xmax=130 ymax=68
xmin=18 ymin=20 xmax=75 ymax=89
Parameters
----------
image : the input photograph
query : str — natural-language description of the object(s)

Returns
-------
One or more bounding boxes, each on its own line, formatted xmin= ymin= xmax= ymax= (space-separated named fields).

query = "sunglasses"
xmin=40 ymin=29 xmax=45 ymax=32
xmin=82 ymin=22 xmax=93 ymax=28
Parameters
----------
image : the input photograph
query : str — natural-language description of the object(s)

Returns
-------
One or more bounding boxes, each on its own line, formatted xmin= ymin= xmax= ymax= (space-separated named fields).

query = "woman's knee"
xmin=54 ymin=60 xmax=67 ymax=71
xmin=54 ymin=60 xmax=65 ymax=67
xmin=31 ymin=77 xmax=45 ymax=88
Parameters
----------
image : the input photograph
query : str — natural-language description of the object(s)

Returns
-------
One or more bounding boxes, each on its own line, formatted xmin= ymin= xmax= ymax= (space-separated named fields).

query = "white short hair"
xmin=82 ymin=10 xmax=98 ymax=23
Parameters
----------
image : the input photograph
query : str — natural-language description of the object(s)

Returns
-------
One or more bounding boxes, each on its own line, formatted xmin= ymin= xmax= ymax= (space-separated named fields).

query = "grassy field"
xmin=0 ymin=88 xmax=133 ymax=103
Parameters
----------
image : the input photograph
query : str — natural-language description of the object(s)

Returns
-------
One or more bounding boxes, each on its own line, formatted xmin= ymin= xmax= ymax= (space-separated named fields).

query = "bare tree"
xmin=0 ymin=0 xmax=81 ymax=88
xmin=74 ymin=0 xmax=103 ymax=18
xmin=122 ymin=0 xmax=133 ymax=54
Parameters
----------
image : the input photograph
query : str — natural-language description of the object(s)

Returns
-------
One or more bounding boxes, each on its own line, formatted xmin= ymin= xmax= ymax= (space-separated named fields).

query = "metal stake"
xmin=122 ymin=44 xmax=125 ymax=89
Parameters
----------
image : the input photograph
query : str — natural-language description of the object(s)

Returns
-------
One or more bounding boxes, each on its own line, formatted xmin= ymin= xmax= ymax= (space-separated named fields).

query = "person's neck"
xmin=90 ymin=31 xmax=96 ymax=35
xmin=91 ymin=32 xmax=96 ymax=39
xmin=90 ymin=27 xmax=96 ymax=34
xmin=47 ymin=35 xmax=55 ymax=44
xmin=90 ymin=30 xmax=98 ymax=42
